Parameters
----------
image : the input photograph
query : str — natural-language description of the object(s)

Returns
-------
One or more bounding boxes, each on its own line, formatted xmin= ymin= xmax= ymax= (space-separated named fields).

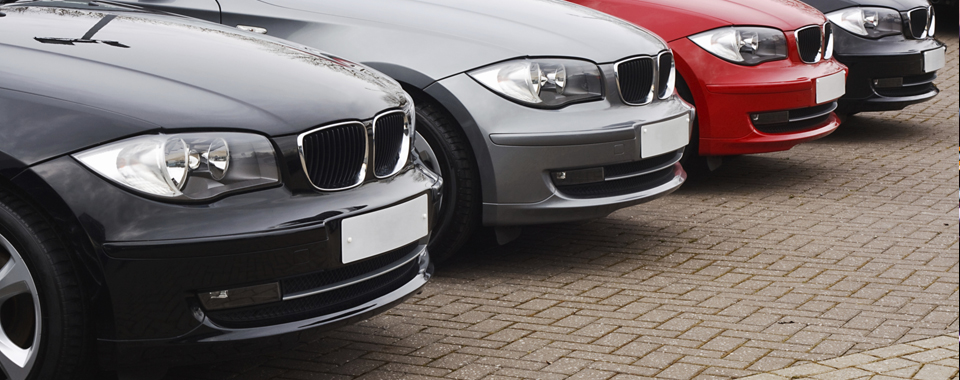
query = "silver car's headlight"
xmin=826 ymin=7 xmax=902 ymax=39
xmin=468 ymin=59 xmax=604 ymax=108
xmin=74 ymin=133 xmax=279 ymax=201
xmin=689 ymin=27 xmax=788 ymax=66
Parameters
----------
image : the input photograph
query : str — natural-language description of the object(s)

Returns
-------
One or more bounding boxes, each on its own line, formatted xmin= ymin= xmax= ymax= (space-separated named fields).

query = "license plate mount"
xmin=341 ymin=195 xmax=429 ymax=264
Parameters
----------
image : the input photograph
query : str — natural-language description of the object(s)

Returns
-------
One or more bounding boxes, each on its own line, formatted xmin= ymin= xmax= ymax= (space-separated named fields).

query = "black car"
xmin=803 ymin=0 xmax=946 ymax=115
xmin=0 ymin=1 xmax=441 ymax=379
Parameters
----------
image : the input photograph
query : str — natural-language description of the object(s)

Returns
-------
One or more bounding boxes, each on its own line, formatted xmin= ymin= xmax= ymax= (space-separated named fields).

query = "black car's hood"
xmin=0 ymin=2 xmax=407 ymax=139
xmin=802 ymin=0 xmax=931 ymax=13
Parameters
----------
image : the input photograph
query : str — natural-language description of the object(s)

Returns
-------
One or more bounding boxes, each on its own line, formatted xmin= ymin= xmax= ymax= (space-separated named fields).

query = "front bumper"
xmin=831 ymin=29 xmax=945 ymax=113
xmin=28 ymin=155 xmax=441 ymax=369
xmin=431 ymin=69 xmax=694 ymax=227
xmin=671 ymin=38 xmax=847 ymax=157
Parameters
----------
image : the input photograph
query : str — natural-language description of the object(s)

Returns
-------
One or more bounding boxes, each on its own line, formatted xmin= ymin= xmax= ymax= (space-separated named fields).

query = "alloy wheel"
xmin=0 ymin=234 xmax=40 ymax=380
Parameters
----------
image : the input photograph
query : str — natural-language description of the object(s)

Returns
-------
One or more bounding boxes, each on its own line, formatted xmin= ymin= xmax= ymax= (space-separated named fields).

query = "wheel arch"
xmin=386 ymin=74 xmax=497 ymax=209
xmin=0 ymin=162 xmax=116 ymax=343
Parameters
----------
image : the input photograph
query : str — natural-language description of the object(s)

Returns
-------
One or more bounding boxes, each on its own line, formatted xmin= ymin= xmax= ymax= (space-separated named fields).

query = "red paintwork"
xmin=570 ymin=0 xmax=848 ymax=156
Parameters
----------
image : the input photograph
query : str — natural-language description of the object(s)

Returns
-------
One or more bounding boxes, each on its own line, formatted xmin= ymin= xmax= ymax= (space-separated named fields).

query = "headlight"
xmin=74 ymin=133 xmax=279 ymax=201
xmin=468 ymin=59 xmax=603 ymax=108
xmin=689 ymin=27 xmax=788 ymax=66
xmin=826 ymin=7 xmax=902 ymax=39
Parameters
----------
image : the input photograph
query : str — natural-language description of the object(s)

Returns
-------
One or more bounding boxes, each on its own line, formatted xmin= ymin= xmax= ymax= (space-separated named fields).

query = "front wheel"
xmin=412 ymin=97 xmax=482 ymax=263
xmin=0 ymin=192 xmax=93 ymax=380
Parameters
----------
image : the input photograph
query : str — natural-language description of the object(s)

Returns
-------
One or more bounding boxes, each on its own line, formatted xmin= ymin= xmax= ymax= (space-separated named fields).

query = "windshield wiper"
xmin=34 ymin=14 xmax=129 ymax=48
xmin=34 ymin=37 xmax=129 ymax=48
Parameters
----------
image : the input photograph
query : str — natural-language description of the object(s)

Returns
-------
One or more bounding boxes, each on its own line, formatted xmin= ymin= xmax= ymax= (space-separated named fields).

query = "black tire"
xmin=676 ymin=75 xmax=718 ymax=176
xmin=0 ymin=191 xmax=94 ymax=380
xmin=411 ymin=96 xmax=482 ymax=263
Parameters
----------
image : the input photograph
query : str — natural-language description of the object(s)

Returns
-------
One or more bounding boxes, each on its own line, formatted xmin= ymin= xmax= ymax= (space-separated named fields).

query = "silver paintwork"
xmin=114 ymin=0 xmax=693 ymax=225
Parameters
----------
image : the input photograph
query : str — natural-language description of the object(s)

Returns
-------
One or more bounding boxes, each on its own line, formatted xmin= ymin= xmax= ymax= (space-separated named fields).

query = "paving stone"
xmin=913 ymin=364 xmax=959 ymax=380
xmin=169 ymin=32 xmax=960 ymax=380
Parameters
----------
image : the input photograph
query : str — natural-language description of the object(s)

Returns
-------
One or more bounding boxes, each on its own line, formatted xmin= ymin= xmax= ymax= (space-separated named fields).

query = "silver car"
xmin=117 ymin=0 xmax=695 ymax=260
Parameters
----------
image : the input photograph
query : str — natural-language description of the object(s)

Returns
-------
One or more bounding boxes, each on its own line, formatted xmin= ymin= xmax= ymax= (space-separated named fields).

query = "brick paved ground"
xmin=164 ymin=32 xmax=959 ymax=380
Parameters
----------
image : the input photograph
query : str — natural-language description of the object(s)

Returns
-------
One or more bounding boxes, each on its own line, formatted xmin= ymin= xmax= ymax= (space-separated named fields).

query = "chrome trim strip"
xmin=297 ymin=121 xmax=369 ymax=192
xmin=604 ymin=150 xmax=683 ymax=182
xmin=283 ymin=247 xmax=422 ymax=301
xmin=614 ymin=55 xmax=656 ymax=106
xmin=372 ymin=109 xmax=411 ymax=180
xmin=789 ymin=102 xmax=838 ymax=123
xmin=794 ymin=25 xmax=822 ymax=64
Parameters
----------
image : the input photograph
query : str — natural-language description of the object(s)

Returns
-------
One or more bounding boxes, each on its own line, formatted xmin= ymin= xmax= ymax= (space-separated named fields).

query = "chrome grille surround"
xmin=656 ymin=51 xmax=676 ymax=100
xmin=795 ymin=25 xmax=823 ymax=64
xmin=372 ymin=110 xmax=411 ymax=179
xmin=297 ymin=121 xmax=368 ymax=192
xmin=906 ymin=6 xmax=932 ymax=39
xmin=616 ymin=51 xmax=676 ymax=106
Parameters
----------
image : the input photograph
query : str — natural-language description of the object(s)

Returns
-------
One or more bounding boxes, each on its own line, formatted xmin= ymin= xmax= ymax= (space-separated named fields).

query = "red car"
xmin=569 ymin=0 xmax=848 ymax=172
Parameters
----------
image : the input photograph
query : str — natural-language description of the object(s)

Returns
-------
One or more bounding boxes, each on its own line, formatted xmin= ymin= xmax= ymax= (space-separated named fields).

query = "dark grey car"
xmin=115 ymin=0 xmax=696 ymax=261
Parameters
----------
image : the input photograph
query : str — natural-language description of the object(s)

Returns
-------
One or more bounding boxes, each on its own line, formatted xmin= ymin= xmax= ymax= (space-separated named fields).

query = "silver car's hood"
xmin=247 ymin=0 xmax=668 ymax=79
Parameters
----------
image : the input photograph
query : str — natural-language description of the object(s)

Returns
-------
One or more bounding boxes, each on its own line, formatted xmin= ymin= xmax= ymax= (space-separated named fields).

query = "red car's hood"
xmin=570 ymin=0 xmax=827 ymax=42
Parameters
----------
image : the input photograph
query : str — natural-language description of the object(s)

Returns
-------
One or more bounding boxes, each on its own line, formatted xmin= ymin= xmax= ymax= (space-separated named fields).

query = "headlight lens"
xmin=74 ymin=133 xmax=279 ymax=201
xmin=826 ymin=7 xmax=902 ymax=39
xmin=689 ymin=27 xmax=788 ymax=66
xmin=468 ymin=59 xmax=603 ymax=108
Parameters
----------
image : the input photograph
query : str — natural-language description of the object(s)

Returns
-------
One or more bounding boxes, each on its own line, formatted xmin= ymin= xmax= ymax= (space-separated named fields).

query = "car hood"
xmin=801 ymin=0 xmax=931 ymax=13
xmin=570 ymin=0 xmax=827 ymax=42
xmin=0 ymin=2 xmax=408 ymax=138
xmin=249 ymin=0 xmax=667 ymax=79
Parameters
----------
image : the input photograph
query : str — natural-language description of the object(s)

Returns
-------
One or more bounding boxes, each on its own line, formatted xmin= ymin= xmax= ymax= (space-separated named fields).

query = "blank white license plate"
xmin=640 ymin=114 xmax=690 ymax=159
xmin=815 ymin=72 xmax=846 ymax=104
xmin=924 ymin=48 xmax=946 ymax=73
xmin=341 ymin=195 xmax=429 ymax=264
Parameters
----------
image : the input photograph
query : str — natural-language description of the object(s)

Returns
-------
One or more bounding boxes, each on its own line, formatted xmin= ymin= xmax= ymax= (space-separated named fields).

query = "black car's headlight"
xmin=74 ymin=133 xmax=279 ymax=201
xmin=826 ymin=7 xmax=902 ymax=39
xmin=468 ymin=59 xmax=604 ymax=108
xmin=689 ymin=27 xmax=788 ymax=66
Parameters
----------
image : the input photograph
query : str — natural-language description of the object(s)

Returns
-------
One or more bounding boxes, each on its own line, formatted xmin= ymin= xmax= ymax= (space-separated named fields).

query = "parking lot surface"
xmin=165 ymin=33 xmax=959 ymax=380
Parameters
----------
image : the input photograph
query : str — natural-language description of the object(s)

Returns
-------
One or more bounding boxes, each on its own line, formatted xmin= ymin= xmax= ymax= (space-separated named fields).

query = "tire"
xmin=676 ymin=75 xmax=720 ymax=176
xmin=0 ymin=191 xmax=94 ymax=380
xmin=411 ymin=96 xmax=482 ymax=263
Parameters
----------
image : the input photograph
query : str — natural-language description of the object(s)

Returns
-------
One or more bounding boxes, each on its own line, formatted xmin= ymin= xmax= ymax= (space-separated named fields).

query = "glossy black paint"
xmin=1 ymin=1 xmax=439 ymax=370
xmin=803 ymin=0 xmax=930 ymax=13
xmin=0 ymin=1 xmax=409 ymax=165
xmin=801 ymin=0 xmax=945 ymax=113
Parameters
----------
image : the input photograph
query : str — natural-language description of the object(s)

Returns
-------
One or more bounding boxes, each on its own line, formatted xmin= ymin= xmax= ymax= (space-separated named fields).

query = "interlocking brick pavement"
xmin=740 ymin=334 xmax=959 ymax=380
xmin=163 ymin=31 xmax=959 ymax=380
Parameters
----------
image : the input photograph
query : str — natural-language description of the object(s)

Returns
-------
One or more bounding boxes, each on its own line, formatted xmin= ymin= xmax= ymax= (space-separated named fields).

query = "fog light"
xmin=750 ymin=111 xmax=789 ymax=126
xmin=198 ymin=282 xmax=281 ymax=311
xmin=552 ymin=167 xmax=605 ymax=186
xmin=873 ymin=78 xmax=903 ymax=88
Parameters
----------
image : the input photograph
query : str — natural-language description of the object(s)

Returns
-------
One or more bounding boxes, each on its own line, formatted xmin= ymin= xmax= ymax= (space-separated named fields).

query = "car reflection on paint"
xmin=0 ymin=2 xmax=441 ymax=379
